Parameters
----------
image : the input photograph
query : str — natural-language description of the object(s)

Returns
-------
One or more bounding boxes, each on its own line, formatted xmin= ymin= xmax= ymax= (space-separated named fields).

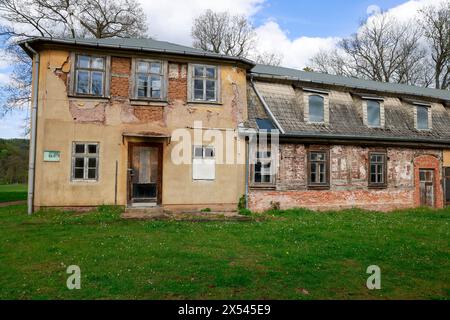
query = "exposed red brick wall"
xmin=249 ymin=144 xmax=443 ymax=212
xmin=111 ymin=57 xmax=131 ymax=98
xmin=413 ymin=155 xmax=443 ymax=208
xmin=134 ymin=106 xmax=164 ymax=122
xmin=168 ymin=63 xmax=187 ymax=103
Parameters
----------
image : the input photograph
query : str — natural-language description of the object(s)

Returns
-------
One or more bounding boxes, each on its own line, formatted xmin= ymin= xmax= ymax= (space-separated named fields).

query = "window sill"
xmin=250 ymin=184 xmax=276 ymax=190
xmin=368 ymin=185 xmax=387 ymax=190
xmin=130 ymin=99 xmax=168 ymax=107
xmin=307 ymin=185 xmax=330 ymax=190
xmin=70 ymin=180 xmax=99 ymax=184
xmin=68 ymin=94 xmax=110 ymax=101
xmin=188 ymin=100 xmax=223 ymax=106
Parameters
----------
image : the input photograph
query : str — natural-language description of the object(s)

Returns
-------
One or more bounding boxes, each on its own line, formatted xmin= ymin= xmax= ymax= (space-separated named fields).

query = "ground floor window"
xmin=369 ymin=152 xmax=387 ymax=188
xmin=445 ymin=167 xmax=450 ymax=205
xmin=71 ymin=142 xmax=99 ymax=181
xmin=252 ymin=150 xmax=275 ymax=186
xmin=192 ymin=145 xmax=215 ymax=180
xmin=307 ymin=150 xmax=329 ymax=188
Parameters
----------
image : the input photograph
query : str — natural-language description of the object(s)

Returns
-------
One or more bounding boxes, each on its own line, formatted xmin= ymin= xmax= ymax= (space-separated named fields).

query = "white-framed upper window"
xmin=71 ymin=142 xmax=99 ymax=181
xmin=308 ymin=95 xmax=325 ymax=123
xmin=416 ymin=105 xmax=430 ymax=130
xmin=75 ymin=55 xmax=106 ymax=96
xmin=367 ymin=100 xmax=381 ymax=127
xmin=191 ymin=64 xmax=218 ymax=102
xmin=193 ymin=145 xmax=215 ymax=180
xmin=136 ymin=60 xmax=164 ymax=99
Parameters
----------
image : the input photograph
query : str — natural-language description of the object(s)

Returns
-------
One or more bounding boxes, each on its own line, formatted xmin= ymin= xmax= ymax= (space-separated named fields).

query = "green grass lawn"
xmin=0 ymin=184 xmax=27 ymax=203
xmin=0 ymin=205 xmax=449 ymax=300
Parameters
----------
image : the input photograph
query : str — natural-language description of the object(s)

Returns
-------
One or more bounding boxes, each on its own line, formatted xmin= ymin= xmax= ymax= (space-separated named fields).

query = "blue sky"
xmin=0 ymin=0 xmax=432 ymax=139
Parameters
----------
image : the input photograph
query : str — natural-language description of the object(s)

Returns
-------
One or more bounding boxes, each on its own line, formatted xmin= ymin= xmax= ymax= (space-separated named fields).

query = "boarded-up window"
xmin=193 ymin=146 xmax=215 ymax=180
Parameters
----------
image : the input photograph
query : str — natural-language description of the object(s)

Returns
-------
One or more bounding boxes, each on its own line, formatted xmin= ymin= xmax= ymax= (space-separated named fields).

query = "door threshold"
xmin=130 ymin=203 xmax=158 ymax=208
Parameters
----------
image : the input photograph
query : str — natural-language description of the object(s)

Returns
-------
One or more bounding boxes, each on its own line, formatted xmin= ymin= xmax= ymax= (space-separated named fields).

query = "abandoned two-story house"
xmin=20 ymin=37 xmax=450 ymax=213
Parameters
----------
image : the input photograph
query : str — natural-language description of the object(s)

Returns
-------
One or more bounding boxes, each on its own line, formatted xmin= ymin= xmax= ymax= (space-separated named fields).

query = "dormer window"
xmin=303 ymin=88 xmax=329 ymax=124
xmin=367 ymin=100 xmax=381 ymax=127
xmin=309 ymin=95 xmax=325 ymax=123
xmin=416 ymin=105 xmax=430 ymax=130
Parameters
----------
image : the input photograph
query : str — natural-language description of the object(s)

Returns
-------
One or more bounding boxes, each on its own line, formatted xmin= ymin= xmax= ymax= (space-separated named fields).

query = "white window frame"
xmin=363 ymin=98 xmax=385 ymax=128
xmin=71 ymin=142 xmax=100 ymax=181
xmin=74 ymin=54 xmax=106 ymax=96
xmin=188 ymin=64 xmax=220 ymax=103
xmin=415 ymin=104 xmax=432 ymax=131
xmin=303 ymin=90 xmax=329 ymax=124
xmin=192 ymin=145 xmax=216 ymax=181
xmin=134 ymin=59 xmax=166 ymax=100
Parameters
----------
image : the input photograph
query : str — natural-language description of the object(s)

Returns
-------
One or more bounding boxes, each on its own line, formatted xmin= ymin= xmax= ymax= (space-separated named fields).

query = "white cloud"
xmin=367 ymin=5 xmax=382 ymax=16
xmin=139 ymin=0 xmax=266 ymax=45
xmin=253 ymin=20 xmax=339 ymax=69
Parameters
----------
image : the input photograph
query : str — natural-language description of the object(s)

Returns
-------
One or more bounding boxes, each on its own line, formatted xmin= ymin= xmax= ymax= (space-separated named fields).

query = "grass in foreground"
xmin=0 ymin=184 xmax=27 ymax=203
xmin=0 ymin=205 xmax=449 ymax=300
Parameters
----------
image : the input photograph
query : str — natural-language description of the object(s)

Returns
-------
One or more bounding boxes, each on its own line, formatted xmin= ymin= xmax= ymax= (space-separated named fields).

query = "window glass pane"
xmin=194 ymin=66 xmax=204 ymax=77
xmin=194 ymin=80 xmax=204 ymax=100
xmin=87 ymin=168 xmax=96 ymax=179
xmin=206 ymin=67 xmax=216 ymax=78
xmin=91 ymin=72 xmax=103 ymax=95
xmin=205 ymin=148 xmax=214 ymax=158
xmin=137 ymin=61 xmax=149 ymax=73
xmin=417 ymin=106 xmax=429 ymax=130
xmin=75 ymin=157 xmax=84 ymax=168
xmin=75 ymin=144 xmax=85 ymax=154
xmin=309 ymin=95 xmax=324 ymax=122
xmin=91 ymin=57 xmax=104 ymax=69
xmin=194 ymin=146 xmax=203 ymax=158
xmin=205 ymin=80 xmax=216 ymax=101
xmin=74 ymin=168 xmax=84 ymax=179
xmin=367 ymin=100 xmax=381 ymax=126
xmin=76 ymin=71 xmax=89 ymax=94
xmin=78 ymin=55 xmax=90 ymax=68
xmin=88 ymin=144 xmax=97 ymax=154
xmin=88 ymin=158 xmax=97 ymax=168
xmin=150 ymin=75 xmax=161 ymax=98
xmin=150 ymin=62 xmax=161 ymax=74
xmin=137 ymin=74 xmax=148 ymax=97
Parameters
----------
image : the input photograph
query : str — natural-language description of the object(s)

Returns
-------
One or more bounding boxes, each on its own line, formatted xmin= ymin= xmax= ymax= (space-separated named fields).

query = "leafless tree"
xmin=309 ymin=14 xmax=428 ymax=86
xmin=253 ymin=52 xmax=283 ymax=66
xmin=192 ymin=9 xmax=255 ymax=58
xmin=419 ymin=1 xmax=450 ymax=90
xmin=0 ymin=0 xmax=148 ymax=118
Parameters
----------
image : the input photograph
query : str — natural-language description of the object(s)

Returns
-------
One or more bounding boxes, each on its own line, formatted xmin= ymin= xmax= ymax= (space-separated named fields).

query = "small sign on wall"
xmin=44 ymin=151 xmax=61 ymax=162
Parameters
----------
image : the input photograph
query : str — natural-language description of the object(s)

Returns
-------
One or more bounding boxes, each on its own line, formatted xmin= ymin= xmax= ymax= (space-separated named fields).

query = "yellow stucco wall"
xmin=443 ymin=151 xmax=450 ymax=167
xmin=33 ymin=49 xmax=247 ymax=210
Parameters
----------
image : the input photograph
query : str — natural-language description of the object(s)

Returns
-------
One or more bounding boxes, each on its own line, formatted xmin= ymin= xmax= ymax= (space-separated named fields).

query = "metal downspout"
xmin=245 ymin=138 xmax=249 ymax=209
xmin=25 ymin=43 xmax=39 ymax=215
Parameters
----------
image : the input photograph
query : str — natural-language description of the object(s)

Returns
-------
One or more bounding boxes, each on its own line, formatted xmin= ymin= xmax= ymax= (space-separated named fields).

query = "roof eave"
xmin=18 ymin=37 xmax=256 ymax=68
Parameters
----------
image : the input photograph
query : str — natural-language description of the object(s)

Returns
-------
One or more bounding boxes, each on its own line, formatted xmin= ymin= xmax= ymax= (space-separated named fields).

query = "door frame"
xmin=127 ymin=142 xmax=163 ymax=206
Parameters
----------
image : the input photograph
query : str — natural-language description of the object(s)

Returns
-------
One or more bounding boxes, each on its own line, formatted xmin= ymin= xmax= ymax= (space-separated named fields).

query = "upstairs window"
xmin=308 ymin=95 xmax=325 ymax=123
xmin=136 ymin=60 xmax=163 ymax=99
xmin=308 ymin=150 xmax=329 ymax=188
xmin=416 ymin=105 xmax=430 ymax=130
xmin=367 ymin=100 xmax=381 ymax=127
xmin=75 ymin=55 xmax=105 ymax=96
xmin=192 ymin=65 xmax=218 ymax=102
xmin=72 ymin=142 xmax=99 ymax=181
xmin=369 ymin=152 xmax=387 ymax=188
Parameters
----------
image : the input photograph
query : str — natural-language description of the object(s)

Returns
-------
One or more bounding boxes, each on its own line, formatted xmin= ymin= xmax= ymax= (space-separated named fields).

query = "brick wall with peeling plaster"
xmin=248 ymin=144 xmax=443 ymax=212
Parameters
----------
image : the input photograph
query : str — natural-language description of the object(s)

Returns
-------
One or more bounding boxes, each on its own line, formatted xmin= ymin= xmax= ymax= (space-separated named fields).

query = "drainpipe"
xmin=245 ymin=138 xmax=249 ymax=209
xmin=25 ymin=43 xmax=40 ymax=215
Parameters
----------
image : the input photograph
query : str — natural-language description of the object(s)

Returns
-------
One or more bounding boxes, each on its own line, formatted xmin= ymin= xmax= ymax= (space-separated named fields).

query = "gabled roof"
xmin=251 ymin=64 xmax=450 ymax=103
xmin=19 ymin=37 xmax=255 ymax=68
xmin=247 ymin=80 xmax=450 ymax=146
